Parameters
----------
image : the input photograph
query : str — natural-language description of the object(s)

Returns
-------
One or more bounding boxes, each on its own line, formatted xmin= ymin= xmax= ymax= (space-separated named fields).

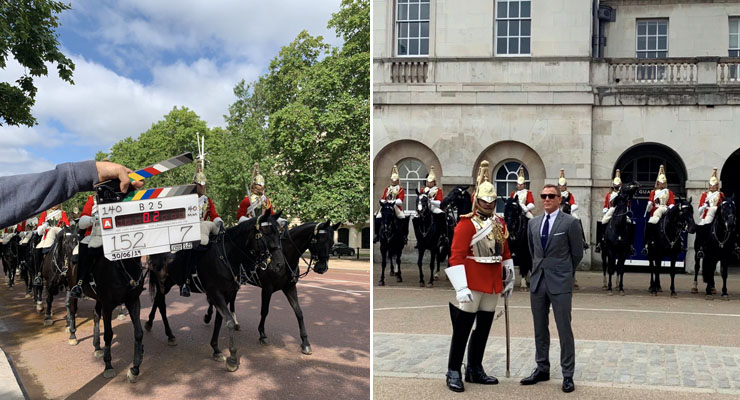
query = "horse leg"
xmin=212 ymin=293 xmax=239 ymax=372
xmin=210 ymin=311 xmax=225 ymax=361
xmin=395 ymin=251 xmax=403 ymax=282
xmin=93 ymin=301 xmax=104 ymax=358
xmin=156 ymin=292 xmax=176 ymax=346
xmin=258 ymin=289 xmax=272 ymax=345
xmin=102 ymin=305 xmax=116 ymax=378
xmin=427 ymin=251 xmax=436 ymax=287
xmin=67 ymin=293 xmax=78 ymax=345
xmin=618 ymin=256 xmax=625 ymax=295
xmin=283 ymin=284 xmax=311 ymax=354
xmin=721 ymin=260 xmax=730 ymax=300
xmin=43 ymin=281 xmax=54 ymax=325
xmin=125 ymin=298 xmax=144 ymax=383
xmin=670 ymin=259 xmax=677 ymax=298
xmin=606 ymin=254 xmax=613 ymax=295
xmin=417 ymin=249 xmax=425 ymax=287
xmin=145 ymin=294 xmax=157 ymax=332
xmin=379 ymin=250 xmax=386 ymax=286
xmin=692 ymin=253 xmax=700 ymax=294
xmin=204 ymin=301 xmax=214 ymax=324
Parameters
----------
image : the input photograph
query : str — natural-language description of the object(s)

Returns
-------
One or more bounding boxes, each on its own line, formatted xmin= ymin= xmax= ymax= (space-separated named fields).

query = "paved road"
xmin=374 ymin=263 xmax=740 ymax=399
xmin=0 ymin=259 xmax=369 ymax=400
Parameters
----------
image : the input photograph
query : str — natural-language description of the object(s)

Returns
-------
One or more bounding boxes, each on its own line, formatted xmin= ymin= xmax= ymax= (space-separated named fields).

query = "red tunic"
xmin=381 ymin=186 xmax=405 ymax=212
xmin=699 ymin=191 xmax=725 ymax=219
xmin=237 ymin=195 xmax=274 ymax=220
xmin=38 ymin=210 xmax=70 ymax=227
xmin=423 ymin=187 xmax=444 ymax=201
xmin=647 ymin=189 xmax=675 ymax=217
xmin=201 ymin=197 xmax=221 ymax=221
xmin=448 ymin=216 xmax=512 ymax=294
xmin=509 ymin=190 xmax=535 ymax=206
xmin=16 ymin=221 xmax=26 ymax=232
xmin=81 ymin=195 xmax=96 ymax=237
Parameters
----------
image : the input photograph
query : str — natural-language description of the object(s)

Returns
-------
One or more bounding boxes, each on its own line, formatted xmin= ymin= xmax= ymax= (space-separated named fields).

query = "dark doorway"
xmin=337 ymin=228 xmax=350 ymax=246
xmin=361 ymin=227 xmax=370 ymax=249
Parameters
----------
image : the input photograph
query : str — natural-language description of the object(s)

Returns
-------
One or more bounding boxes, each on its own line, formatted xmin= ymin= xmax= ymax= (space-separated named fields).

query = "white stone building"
xmin=373 ymin=0 xmax=740 ymax=271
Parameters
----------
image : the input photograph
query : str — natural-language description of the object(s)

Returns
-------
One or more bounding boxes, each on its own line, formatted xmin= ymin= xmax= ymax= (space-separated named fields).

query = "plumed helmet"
xmin=612 ymin=169 xmax=622 ymax=186
xmin=252 ymin=163 xmax=265 ymax=187
xmin=390 ymin=165 xmax=399 ymax=181
xmin=656 ymin=164 xmax=667 ymax=185
xmin=558 ymin=168 xmax=567 ymax=186
xmin=426 ymin=165 xmax=437 ymax=183
xmin=709 ymin=167 xmax=719 ymax=186
xmin=517 ymin=167 xmax=526 ymax=185
xmin=474 ymin=161 xmax=496 ymax=203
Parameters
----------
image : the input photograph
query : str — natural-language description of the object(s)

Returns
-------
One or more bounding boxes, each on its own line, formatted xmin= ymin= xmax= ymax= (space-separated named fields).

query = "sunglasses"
xmin=540 ymin=193 xmax=559 ymax=200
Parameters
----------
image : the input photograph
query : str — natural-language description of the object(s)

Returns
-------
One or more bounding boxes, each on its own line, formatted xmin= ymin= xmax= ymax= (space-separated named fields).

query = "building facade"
xmin=373 ymin=0 xmax=740 ymax=270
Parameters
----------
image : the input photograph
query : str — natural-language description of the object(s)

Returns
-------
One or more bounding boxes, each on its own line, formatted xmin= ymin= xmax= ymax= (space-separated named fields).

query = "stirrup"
xmin=180 ymin=284 xmax=191 ymax=297
xmin=641 ymin=246 xmax=649 ymax=256
xmin=594 ymin=243 xmax=601 ymax=253
xmin=70 ymin=284 xmax=83 ymax=299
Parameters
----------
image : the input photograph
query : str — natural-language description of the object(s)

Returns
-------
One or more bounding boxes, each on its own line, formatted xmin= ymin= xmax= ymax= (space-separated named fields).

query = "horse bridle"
xmin=225 ymin=215 xmax=282 ymax=286
xmin=287 ymin=223 xmax=327 ymax=280
xmin=660 ymin=203 xmax=689 ymax=249
xmin=711 ymin=200 xmax=735 ymax=248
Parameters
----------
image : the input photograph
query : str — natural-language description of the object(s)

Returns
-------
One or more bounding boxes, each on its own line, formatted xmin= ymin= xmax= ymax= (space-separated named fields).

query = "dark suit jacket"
xmin=527 ymin=211 xmax=584 ymax=294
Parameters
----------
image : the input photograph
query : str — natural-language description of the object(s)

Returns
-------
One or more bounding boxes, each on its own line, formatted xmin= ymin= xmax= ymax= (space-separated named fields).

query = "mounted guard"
xmin=444 ymin=160 xmax=514 ymax=393
xmin=374 ymin=164 xmax=406 ymax=243
xmin=642 ymin=164 xmax=676 ymax=255
xmin=423 ymin=166 xmax=444 ymax=214
xmin=510 ymin=167 xmax=535 ymax=220
xmin=695 ymin=168 xmax=724 ymax=258
xmin=237 ymin=163 xmax=274 ymax=222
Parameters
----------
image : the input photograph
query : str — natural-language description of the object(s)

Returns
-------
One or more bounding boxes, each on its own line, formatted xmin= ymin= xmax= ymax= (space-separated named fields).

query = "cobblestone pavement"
xmin=374 ymin=333 xmax=740 ymax=395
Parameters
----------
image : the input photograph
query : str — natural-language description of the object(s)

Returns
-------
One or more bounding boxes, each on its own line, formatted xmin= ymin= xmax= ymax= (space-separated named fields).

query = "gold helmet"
xmin=426 ymin=165 xmax=437 ymax=183
xmin=474 ymin=161 xmax=496 ymax=203
xmin=558 ymin=169 xmax=567 ymax=186
xmin=390 ymin=165 xmax=399 ymax=182
xmin=612 ymin=169 xmax=622 ymax=186
xmin=656 ymin=164 xmax=667 ymax=185
xmin=252 ymin=163 xmax=265 ymax=187
xmin=516 ymin=167 xmax=526 ymax=185
xmin=709 ymin=167 xmax=719 ymax=186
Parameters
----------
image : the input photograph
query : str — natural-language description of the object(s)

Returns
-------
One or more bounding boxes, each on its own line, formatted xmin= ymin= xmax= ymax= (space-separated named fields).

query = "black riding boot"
xmin=642 ymin=223 xmax=655 ymax=256
xmin=578 ymin=219 xmax=589 ymax=250
xmin=70 ymin=243 xmax=89 ymax=299
xmin=695 ymin=224 xmax=707 ymax=258
xmin=446 ymin=303 xmax=477 ymax=392
xmin=180 ymin=257 xmax=193 ymax=297
xmin=465 ymin=310 xmax=498 ymax=385
xmin=595 ymin=222 xmax=604 ymax=253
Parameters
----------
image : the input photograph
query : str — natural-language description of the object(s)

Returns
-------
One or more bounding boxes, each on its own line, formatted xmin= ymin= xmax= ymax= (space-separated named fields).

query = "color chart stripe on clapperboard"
xmin=127 ymin=153 xmax=193 ymax=181
xmin=122 ymin=185 xmax=196 ymax=202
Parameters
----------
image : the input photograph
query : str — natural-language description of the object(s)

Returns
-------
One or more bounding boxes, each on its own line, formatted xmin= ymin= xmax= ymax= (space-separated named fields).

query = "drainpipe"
xmin=597 ymin=5 xmax=616 ymax=59
xmin=592 ymin=0 xmax=599 ymax=58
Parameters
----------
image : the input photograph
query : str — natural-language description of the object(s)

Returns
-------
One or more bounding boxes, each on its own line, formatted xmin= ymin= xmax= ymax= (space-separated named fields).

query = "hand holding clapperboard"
xmin=95 ymin=153 xmax=202 ymax=261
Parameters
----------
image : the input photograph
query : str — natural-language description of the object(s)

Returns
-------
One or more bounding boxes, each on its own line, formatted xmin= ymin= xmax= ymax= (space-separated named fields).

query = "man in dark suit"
xmin=521 ymin=183 xmax=584 ymax=393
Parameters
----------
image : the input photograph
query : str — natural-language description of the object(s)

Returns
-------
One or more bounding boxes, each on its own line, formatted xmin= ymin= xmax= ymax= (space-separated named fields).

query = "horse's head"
xmin=559 ymin=196 xmax=571 ymax=214
xmin=674 ymin=197 xmax=696 ymax=234
xmin=721 ymin=195 xmax=737 ymax=232
xmin=416 ymin=189 xmax=431 ymax=217
xmin=252 ymin=210 xmax=286 ymax=270
xmin=309 ymin=221 xmax=340 ymax=274
xmin=379 ymin=200 xmax=395 ymax=222
xmin=61 ymin=226 xmax=78 ymax=264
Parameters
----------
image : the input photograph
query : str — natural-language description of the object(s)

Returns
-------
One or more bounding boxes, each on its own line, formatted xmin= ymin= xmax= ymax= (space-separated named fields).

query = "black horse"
xmin=645 ymin=197 xmax=696 ymax=297
xmin=697 ymin=197 xmax=737 ymax=300
xmin=19 ymin=232 xmax=41 ymax=298
xmin=147 ymin=210 xmax=285 ymax=371
xmin=377 ymin=201 xmax=410 ymax=285
xmin=1 ymin=234 xmax=20 ymax=287
xmin=602 ymin=183 xmax=638 ymax=295
xmin=412 ymin=190 xmax=444 ymax=287
xmin=438 ymin=186 xmax=470 ymax=278
xmin=504 ymin=195 xmax=532 ymax=291
xmin=40 ymin=226 xmax=78 ymax=326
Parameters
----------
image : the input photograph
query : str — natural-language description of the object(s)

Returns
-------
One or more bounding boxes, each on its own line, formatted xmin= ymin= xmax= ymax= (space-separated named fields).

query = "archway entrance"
xmin=612 ymin=143 xmax=687 ymax=267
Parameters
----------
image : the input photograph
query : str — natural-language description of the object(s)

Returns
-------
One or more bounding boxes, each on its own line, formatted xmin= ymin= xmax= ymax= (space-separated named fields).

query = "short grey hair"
xmin=542 ymin=184 xmax=561 ymax=196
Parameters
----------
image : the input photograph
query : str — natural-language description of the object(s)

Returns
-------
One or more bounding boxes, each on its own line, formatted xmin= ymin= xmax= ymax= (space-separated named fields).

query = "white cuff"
xmin=78 ymin=216 xmax=94 ymax=230
xmin=571 ymin=204 xmax=578 ymax=212
xmin=445 ymin=265 xmax=469 ymax=293
xmin=602 ymin=208 xmax=608 ymax=214
xmin=431 ymin=200 xmax=441 ymax=206
xmin=699 ymin=205 xmax=707 ymax=213
xmin=526 ymin=203 xmax=535 ymax=211
xmin=214 ymin=217 xmax=224 ymax=224
xmin=394 ymin=199 xmax=402 ymax=206
xmin=238 ymin=216 xmax=249 ymax=223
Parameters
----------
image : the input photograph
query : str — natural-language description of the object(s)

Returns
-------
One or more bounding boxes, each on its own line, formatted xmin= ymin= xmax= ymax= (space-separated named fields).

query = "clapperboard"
xmin=96 ymin=153 xmax=201 ymax=261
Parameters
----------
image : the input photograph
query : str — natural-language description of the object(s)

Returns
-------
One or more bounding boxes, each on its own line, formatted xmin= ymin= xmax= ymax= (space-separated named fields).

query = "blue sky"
xmin=0 ymin=0 xmax=341 ymax=175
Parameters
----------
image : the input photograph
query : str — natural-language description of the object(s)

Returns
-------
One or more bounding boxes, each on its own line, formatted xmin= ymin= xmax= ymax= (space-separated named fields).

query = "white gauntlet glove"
xmin=445 ymin=265 xmax=473 ymax=303
xmin=502 ymin=259 xmax=515 ymax=298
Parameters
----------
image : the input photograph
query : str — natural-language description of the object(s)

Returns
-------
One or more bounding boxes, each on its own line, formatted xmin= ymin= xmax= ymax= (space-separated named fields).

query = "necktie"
xmin=541 ymin=214 xmax=550 ymax=250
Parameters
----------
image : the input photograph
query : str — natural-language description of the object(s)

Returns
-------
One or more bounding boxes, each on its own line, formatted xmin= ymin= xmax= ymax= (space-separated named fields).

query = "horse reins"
xmin=286 ymin=223 xmax=325 ymax=281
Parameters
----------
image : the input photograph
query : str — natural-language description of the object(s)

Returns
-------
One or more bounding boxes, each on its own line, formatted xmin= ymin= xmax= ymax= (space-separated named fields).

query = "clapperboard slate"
xmin=96 ymin=153 xmax=201 ymax=261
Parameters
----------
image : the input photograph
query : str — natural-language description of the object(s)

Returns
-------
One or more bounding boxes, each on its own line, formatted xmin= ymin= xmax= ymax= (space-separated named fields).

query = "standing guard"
xmin=510 ymin=167 xmax=535 ymax=219
xmin=374 ymin=165 xmax=406 ymax=243
xmin=444 ymin=160 xmax=514 ymax=393
xmin=695 ymin=168 xmax=724 ymax=258
xmin=237 ymin=163 xmax=274 ymax=222
xmin=642 ymin=165 xmax=675 ymax=255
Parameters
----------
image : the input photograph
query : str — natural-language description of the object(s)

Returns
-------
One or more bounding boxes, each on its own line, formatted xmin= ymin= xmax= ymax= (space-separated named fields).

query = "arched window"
xmin=494 ymin=161 xmax=529 ymax=213
xmin=398 ymin=158 xmax=429 ymax=214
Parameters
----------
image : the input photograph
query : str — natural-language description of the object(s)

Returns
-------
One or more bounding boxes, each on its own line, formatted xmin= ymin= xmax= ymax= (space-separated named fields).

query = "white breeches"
xmin=431 ymin=205 xmax=444 ymax=214
xmin=700 ymin=206 xmax=718 ymax=225
xmin=458 ymin=289 xmax=500 ymax=313
xmin=200 ymin=221 xmax=219 ymax=246
xmin=525 ymin=211 xmax=534 ymax=219
xmin=648 ymin=205 xmax=668 ymax=224
xmin=36 ymin=227 xmax=62 ymax=249
xmin=376 ymin=208 xmax=406 ymax=219
xmin=602 ymin=207 xmax=615 ymax=224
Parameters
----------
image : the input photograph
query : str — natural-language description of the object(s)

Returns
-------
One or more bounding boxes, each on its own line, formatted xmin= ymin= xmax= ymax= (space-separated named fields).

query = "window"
xmin=398 ymin=158 xmax=429 ymax=214
xmin=729 ymin=18 xmax=740 ymax=79
xmin=496 ymin=0 xmax=531 ymax=55
xmin=495 ymin=161 xmax=529 ymax=213
xmin=636 ymin=19 xmax=668 ymax=80
xmin=396 ymin=0 xmax=430 ymax=56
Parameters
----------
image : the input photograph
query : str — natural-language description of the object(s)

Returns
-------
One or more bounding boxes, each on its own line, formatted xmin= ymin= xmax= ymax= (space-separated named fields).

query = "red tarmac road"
xmin=0 ymin=260 xmax=369 ymax=400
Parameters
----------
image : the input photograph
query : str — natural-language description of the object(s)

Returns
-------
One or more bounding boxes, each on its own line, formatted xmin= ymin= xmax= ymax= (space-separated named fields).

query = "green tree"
xmin=226 ymin=0 xmax=369 ymax=226
xmin=0 ymin=0 xmax=75 ymax=126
